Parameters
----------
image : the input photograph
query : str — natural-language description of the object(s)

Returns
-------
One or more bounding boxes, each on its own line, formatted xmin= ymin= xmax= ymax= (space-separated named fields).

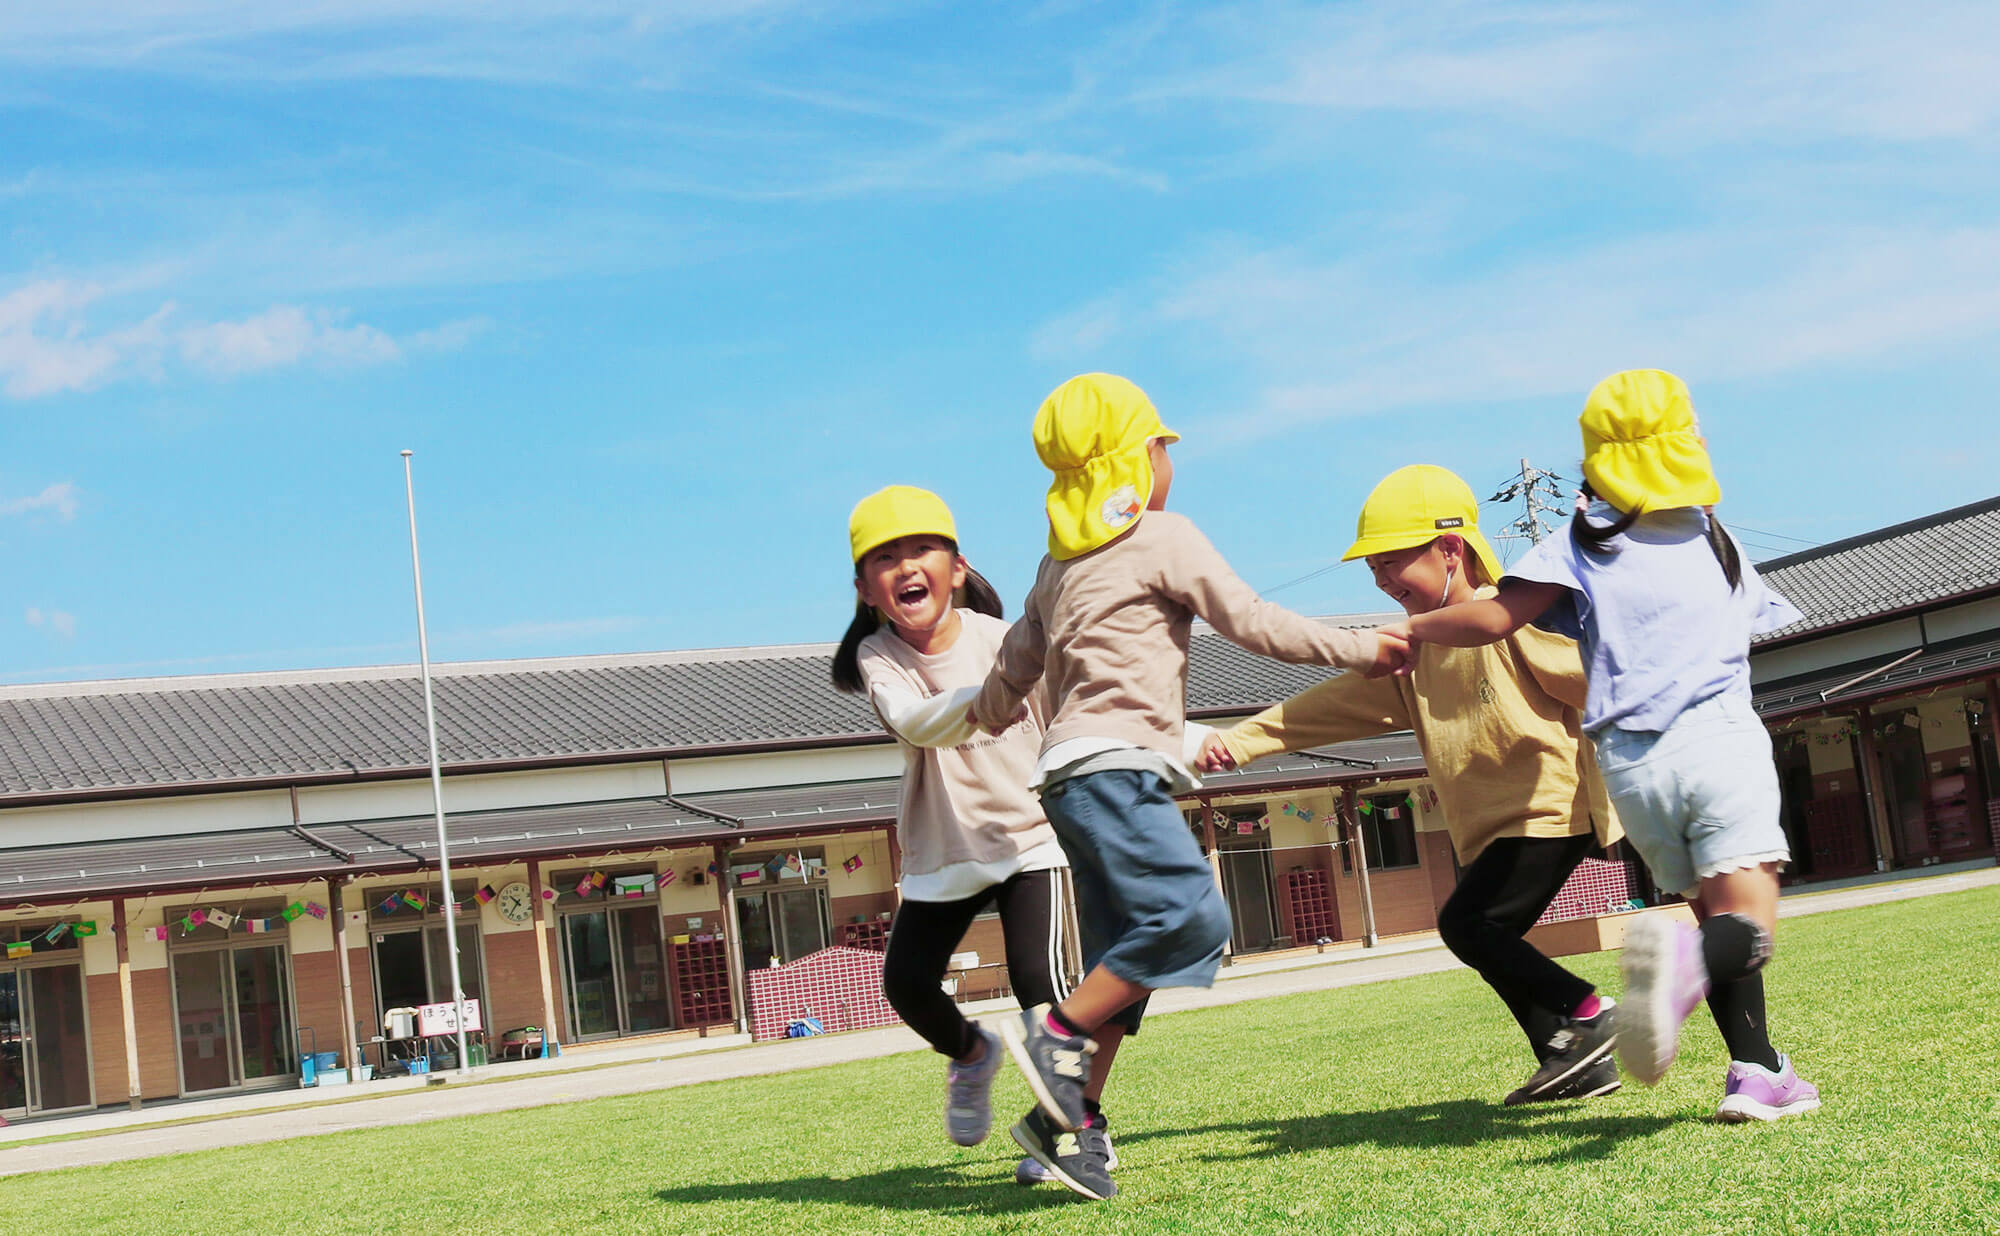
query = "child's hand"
xmin=1364 ymin=627 xmax=1415 ymax=678
xmin=1194 ymin=731 xmax=1237 ymax=773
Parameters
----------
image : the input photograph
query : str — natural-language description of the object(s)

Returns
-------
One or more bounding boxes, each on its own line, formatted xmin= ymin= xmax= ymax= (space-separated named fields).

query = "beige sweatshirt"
xmin=975 ymin=510 xmax=1378 ymax=762
xmin=1218 ymin=588 xmax=1620 ymax=862
xmin=857 ymin=611 xmax=1058 ymax=882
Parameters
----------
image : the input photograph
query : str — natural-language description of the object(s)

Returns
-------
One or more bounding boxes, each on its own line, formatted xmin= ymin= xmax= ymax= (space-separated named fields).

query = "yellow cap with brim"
xmin=1034 ymin=373 xmax=1179 ymax=560
xmin=1341 ymin=465 xmax=1503 ymax=585
xmin=1580 ymin=369 xmax=1720 ymax=514
xmin=848 ymin=485 xmax=957 ymax=564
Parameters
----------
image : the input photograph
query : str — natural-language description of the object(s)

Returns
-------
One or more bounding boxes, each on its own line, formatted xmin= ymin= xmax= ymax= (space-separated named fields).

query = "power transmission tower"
xmin=1488 ymin=458 xmax=1570 ymax=559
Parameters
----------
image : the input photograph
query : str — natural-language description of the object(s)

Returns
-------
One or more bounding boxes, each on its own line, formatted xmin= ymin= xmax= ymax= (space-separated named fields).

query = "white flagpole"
xmin=402 ymin=450 xmax=472 ymax=1076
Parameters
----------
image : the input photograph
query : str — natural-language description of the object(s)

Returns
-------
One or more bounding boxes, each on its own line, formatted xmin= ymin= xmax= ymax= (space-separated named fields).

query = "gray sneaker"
xmin=998 ymin=1003 xmax=1093 ymax=1131
xmin=1016 ymin=1115 xmax=1117 ymax=1183
xmin=1010 ymin=1107 xmax=1115 ymax=1201
xmin=945 ymin=1025 xmax=1002 ymax=1146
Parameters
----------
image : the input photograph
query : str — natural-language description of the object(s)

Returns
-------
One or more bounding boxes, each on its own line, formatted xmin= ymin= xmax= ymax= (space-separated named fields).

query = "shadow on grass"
xmin=1138 ymin=1099 xmax=1678 ymax=1166
xmin=653 ymin=1156 xmax=1085 ymax=1214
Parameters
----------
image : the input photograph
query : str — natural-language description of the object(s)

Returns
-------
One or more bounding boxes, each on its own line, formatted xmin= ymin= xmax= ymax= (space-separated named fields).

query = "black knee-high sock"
xmin=1699 ymin=913 xmax=1780 ymax=1071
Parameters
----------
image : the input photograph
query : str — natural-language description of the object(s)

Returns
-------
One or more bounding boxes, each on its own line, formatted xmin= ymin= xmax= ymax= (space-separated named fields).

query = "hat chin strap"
xmin=1434 ymin=564 xmax=1455 ymax=612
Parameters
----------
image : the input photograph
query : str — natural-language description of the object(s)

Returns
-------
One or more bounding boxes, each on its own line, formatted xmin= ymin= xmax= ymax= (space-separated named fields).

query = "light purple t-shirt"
xmin=1506 ymin=503 xmax=1802 ymax=735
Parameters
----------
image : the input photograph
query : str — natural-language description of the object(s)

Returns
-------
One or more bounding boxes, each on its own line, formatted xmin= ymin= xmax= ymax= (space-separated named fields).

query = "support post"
xmin=718 ymin=846 xmax=750 ymax=1035
xmin=1345 ymin=788 xmax=1379 ymax=948
xmin=526 ymin=857 xmax=560 ymax=1050
xmin=113 ymin=898 xmax=143 ymax=1111
xmin=1200 ymin=799 xmax=1234 ymax=965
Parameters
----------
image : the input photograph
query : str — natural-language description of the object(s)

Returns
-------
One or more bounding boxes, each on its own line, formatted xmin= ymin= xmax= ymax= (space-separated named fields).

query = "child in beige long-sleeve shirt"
xmin=970 ymin=373 xmax=1407 ymax=1197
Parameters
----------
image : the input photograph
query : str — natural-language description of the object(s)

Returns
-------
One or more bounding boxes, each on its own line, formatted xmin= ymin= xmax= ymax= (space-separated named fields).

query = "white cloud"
xmin=1178 ymin=0 xmax=2000 ymax=147
xmin=1 ymin=482 xmax=81 ymax=520
xmin=0 ymin=277 xmax=485 ymax=398
xmin=25 ymin=607 xmax=78 ymax=639
xmin=176 ymin=305 xmax=399 ymax=375
xmin=1036 ymin=222 xmax=2000 ymax=443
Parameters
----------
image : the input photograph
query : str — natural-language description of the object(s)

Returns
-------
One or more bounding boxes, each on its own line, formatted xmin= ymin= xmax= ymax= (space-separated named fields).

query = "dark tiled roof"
xmin=1755 ymin=495 xmax=2000 ymax=642
xmin=0 ymin=732 xmax=1426 ymax=901
xmin=0 ymin=623 xmax=1388 ymax=799
xmin=1752 ymin=633 xmax=2000 ymax=721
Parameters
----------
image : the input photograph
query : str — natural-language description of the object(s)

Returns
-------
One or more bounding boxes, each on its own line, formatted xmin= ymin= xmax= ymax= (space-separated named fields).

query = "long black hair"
xmin=830 ymin=539 xmax=1006 ymax=694
xmin=1570 ymin=481 xmax=1742 ymax=590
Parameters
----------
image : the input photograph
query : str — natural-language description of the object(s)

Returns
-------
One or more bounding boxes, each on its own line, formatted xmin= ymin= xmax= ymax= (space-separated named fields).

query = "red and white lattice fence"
xmin=746 ymin=945 xmax=901 ymax=1042
xmin=1533 ymin=858 xmax=1637 ymax=926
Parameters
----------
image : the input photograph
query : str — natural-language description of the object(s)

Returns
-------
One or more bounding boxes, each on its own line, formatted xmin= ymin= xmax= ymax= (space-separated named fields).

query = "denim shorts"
xmin=1039 ymin=768 xmax=1231 ymax=990
xmin=1590 ymin=693 xmax=1790 ymax=898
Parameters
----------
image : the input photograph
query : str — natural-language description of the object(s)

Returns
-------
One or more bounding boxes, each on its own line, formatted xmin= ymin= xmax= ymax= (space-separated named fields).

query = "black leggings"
xmin=1436 ymin=833 xmax=1599 ymax=1059
xmin=882 ymin=868 xmax=1073 ymax=1058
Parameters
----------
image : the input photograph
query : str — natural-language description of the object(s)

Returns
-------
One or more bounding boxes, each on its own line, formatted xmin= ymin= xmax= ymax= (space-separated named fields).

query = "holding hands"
xmin=1367 ymin=627 xmax=1416 ymax=677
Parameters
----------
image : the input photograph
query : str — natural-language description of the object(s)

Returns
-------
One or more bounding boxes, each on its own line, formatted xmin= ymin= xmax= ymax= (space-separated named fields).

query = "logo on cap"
xmin=1434 ymin=516 xmax=1465 ymax=529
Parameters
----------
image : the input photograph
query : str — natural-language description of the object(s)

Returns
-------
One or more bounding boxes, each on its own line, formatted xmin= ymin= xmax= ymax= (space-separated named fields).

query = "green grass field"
xmin=6 ymin=887 xmax=1998 ymax=1235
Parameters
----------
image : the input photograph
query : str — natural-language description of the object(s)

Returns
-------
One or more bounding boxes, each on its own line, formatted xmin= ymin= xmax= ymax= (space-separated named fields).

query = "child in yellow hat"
xmin=832 ymin=485 xmax=1145 ymax=1192
xmin=970 ymin=374 xmax=1410 ymax=1194
xmin=1396 ymin=370 xmax=1818 ymax=1122
xmin=1195 ymin=464 xmax=1625 ymax=1105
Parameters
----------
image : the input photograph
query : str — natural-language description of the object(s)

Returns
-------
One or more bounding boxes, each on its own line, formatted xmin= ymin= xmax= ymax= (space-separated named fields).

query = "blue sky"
xmin=5 ymin=1 xmax=1999 ymax=684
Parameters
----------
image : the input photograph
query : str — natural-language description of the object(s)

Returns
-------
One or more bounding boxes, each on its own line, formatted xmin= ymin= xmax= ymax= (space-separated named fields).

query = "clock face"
xmin=496 ymin=882 xmax=534 ymax=924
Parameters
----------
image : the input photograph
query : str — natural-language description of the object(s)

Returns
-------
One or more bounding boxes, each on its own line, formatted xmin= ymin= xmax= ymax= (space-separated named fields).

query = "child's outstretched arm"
xmin=1401 ymin=580 xmax=1567 ymax=648
xmin=868 ymin=683 xmax=985 ymax=749
xmin=1197 ymin=674 xmax=1410 ymax=773
xmin=969 ymin=584 xmax=1048 ymax=733
xmin=1162 ymin=519 xmax=1410 ymax=676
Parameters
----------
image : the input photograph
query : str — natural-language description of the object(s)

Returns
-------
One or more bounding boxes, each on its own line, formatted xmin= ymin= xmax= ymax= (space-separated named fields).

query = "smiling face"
xmin=1365 ymin=536 xmax=1467 ymax=615
xmin=855 ymin=533 xmax=968 ymax=643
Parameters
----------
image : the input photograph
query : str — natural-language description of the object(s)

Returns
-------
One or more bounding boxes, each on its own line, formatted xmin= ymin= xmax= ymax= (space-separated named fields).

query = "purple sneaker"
xmin=1618 ymin=915 xmax=1709 ymax=1085
xmin=1716 ymin=1055 xmax=1821 ymax=1122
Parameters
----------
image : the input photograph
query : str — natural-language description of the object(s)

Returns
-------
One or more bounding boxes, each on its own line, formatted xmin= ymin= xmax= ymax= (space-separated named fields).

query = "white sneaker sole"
xmin=1716 ymin=1094 xmax=1821 ymax=1122
xmin=1619 ymin=917 xmax=1690 ymax=1086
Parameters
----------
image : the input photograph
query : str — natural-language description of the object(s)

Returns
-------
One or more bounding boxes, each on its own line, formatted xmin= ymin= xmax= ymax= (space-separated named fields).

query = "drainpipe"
xmin=1850 ymin=706 xmax=1894 ymax=872
xmin=330 ymin=876 xmax=362 ymax=1082
xmin=113 ymin=898 xmax=143 ymax=1111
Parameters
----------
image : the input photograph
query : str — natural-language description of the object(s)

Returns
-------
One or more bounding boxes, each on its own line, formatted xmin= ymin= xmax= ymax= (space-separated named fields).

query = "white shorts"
xmin=1591 ymin=693 xmax=1791 ymax=899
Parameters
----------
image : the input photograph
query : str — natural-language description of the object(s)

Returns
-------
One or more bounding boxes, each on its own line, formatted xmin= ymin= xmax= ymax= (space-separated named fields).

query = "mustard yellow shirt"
xmin=1219 ymin=589 xmax=1619 ymax=863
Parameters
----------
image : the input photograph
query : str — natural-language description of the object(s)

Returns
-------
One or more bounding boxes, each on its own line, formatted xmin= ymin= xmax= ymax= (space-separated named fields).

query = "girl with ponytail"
xmin=1397 ymin=370 xmax=1819 ymax=1124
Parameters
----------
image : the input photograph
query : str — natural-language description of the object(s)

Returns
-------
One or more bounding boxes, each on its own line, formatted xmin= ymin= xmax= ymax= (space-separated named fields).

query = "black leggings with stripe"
xmin=881 ymin=867 xmax=1074 ymax=1058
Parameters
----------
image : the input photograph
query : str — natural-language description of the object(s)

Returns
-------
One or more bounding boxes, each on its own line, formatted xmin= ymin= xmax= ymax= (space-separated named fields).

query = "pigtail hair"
xmin=831 ymin=599 xmax=881 ymax=694
xmin=958 ymin=566 xmax=1006 ymax=620
xmin=1705 ymin=514 xmax=1744 ymax=591
xmin=1569 ymin=480 xmax=1640 ymax=557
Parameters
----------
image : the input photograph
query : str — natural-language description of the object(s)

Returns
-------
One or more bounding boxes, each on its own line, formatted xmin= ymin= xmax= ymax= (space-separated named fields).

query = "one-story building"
xmin=3 ymin=493 xmax=1995 ymax=1120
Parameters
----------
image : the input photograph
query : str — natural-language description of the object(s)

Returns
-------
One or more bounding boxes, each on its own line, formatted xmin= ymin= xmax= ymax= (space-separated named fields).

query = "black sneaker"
xmin=1010 ymin=1107 xmax=1115 ymax=1201
xmin=1550 ymin=1054 xmax=1621 ymax=1101
xmin=998 ymin=1003 xmax=1093 ymax=1131
xmin=1504 ymin=1001 xmax=1618 ymax=1106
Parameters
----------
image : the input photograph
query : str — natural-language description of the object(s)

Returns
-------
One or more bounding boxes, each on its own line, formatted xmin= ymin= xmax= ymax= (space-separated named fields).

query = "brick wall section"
xmin=746 ymin=946 xmax=898 ymax=1041
xmin=1424 ymin=833 xmax=1460 ymax=914
xmin=132 ymin=968 xmax=180 ymax=1098
xmin=344 ymin=939 xmax=376 ymax=1036
xmin=292 ymin=951 xmax=345 ymax=1066
xmin=87 ymin=971 xmax=128 ymax=1106
xmin=482 ymin=930 xmax=549 ymax=1034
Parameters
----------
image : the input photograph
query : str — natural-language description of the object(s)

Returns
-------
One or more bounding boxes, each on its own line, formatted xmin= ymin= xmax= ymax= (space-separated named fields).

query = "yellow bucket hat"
xmin=848 ymin=485 xmax=957 ymax=564
xmin=1579 ymin=369 xmax=1721 ymax=513
xmin=1341 ymin=465 xmax=1503 ymax=585
xmin=1033 ymin=373 xmax=1179 ymax=560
